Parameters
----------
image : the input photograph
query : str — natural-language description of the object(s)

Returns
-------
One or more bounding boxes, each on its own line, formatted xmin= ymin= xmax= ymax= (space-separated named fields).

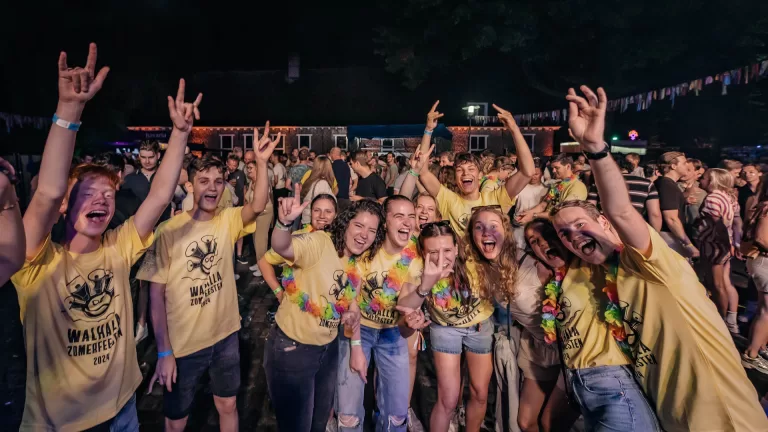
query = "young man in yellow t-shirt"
xmin=137 ymin=125 xmax=281 ymax=432
xmin=516 ymin=153 xmax=588 ymax=224
xmin=400 ymin=103 xmax=536 ymax=238
xmin=336 ymin=196 xmax=424 ymax=431
xmin=11 ymin=45 xmax=200 ymax=431
xmin=551 ymin=85 xmax=768 ymax=432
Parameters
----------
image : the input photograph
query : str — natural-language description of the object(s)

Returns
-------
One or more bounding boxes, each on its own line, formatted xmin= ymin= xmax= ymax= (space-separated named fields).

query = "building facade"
xmin=127 ymin=124 xmax=559 ymax=156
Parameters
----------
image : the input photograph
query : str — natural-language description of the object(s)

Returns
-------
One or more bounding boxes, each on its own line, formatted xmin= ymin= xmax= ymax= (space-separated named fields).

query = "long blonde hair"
xmin=464 ymin=207 xmax=519 ymax=303
xmin=301 ymin=156 xmax=338 ymax=200
xmin=704 ymin=168 xmax=735 ymax=192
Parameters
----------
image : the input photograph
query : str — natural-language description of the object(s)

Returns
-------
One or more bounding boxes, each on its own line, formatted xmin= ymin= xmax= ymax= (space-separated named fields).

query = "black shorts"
xmin=163 ymin=332 xmax=240 ymax=420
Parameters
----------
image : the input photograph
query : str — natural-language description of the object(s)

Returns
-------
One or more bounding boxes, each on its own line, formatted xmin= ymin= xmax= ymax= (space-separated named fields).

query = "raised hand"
xmin=254 ymin=121 xmax=282 ymax=163
xmin=493 ymin=104 xmax=519 ymax=131
xmin=566 ymin=86 xmax=607 ymax=152
xmin=167 ymin=79 xmax=202 ymax=133
xmin=57 ymin=43 xmax=110 ymax=105
xmin=410 ymin=144 xmax=435 ymax=173
xmin=426 ymin=101 xmax=444 ymax=132
xmin=421 ymin=249 xmax=454 ymax=291
xmin=278 ymin=183 xmax=309 ymax=225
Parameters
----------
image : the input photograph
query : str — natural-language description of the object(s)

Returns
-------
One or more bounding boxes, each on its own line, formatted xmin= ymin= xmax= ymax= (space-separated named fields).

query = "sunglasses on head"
xmin=419 ymin=220 xmax=450 ymax=230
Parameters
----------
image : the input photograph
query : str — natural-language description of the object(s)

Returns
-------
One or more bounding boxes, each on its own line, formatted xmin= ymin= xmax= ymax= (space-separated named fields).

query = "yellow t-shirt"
xmin=11 ymin=218 xmax=152 ymax=432
xmin=544 ymin=176 xmax=587 ymax=211
xmin=358 ymin=246 xmax=423 ymax=329
xmin=274 ymin=231 xmax=352 ymax=345
xmin=558 ymin=258 xmax=633 ymax=369
xmin=218 ymin=186 xmax=234 ymax=209
xmin=617 ymin=226 xmax=767 ymax=432
xmin=263 ymin=226 xmax=313 ymax=266
xmin=436 ymin=185 xmax=515 ymax=238
xmin=428 ymin=260 xmax=493 ymax=327
xmin=136 ymin=208 xmax=255 ymax=358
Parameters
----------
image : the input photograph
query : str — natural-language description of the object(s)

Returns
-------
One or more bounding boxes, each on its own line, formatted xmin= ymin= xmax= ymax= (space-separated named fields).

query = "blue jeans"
xmin=337 ymin=326 xmax=409 ymax=432
xmin=568 ymin=365 xmax=661 ymax=432
xmin=264 ymin=325 xmax=339 ymax=432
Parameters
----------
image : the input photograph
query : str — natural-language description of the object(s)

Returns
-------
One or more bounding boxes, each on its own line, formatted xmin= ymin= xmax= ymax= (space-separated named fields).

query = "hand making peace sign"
xmin=57 ymin=43 xmax=110 ymax=105
xmin=409 ymin=144 xmax=435 ymax=173
xmin=167 ymin=79 xmax=203 ymax=133
xmin=278 ymin=183 xmax=310 ymax=226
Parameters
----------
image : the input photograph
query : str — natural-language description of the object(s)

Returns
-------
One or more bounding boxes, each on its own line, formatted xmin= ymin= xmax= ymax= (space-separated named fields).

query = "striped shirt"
xmin=587 ymin=174 xmax=658 ymax=216
xmin=701 ymin=190 xmax=740 ymax=241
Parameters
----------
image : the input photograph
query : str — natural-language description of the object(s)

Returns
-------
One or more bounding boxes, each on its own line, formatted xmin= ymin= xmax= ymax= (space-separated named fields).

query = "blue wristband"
xmin=158 ymin=350 xmax=173 ymax=358
xmin=52 ymin=114 xmax=81 ymax=131
xmin=424 ymin=129 xmax=433 ymax=136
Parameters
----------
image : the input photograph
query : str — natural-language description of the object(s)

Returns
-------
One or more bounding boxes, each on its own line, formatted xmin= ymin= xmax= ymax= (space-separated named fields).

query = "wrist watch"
xmin=582 ymin=142 xmax=611 ymax=161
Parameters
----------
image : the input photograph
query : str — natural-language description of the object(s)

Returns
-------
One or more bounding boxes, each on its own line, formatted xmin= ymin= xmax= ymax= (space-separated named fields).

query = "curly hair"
xmin=464 ymin=207 xmax=519 ymax=303
xmin=328 ymin=199 xmax=385 ymax=262
xmin=418 ymin=222 xmax=473 ymax=306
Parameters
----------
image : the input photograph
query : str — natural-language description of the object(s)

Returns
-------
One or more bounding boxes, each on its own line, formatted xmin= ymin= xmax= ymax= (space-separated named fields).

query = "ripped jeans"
xmin=337 ymin=326 xmax=409 ymax=432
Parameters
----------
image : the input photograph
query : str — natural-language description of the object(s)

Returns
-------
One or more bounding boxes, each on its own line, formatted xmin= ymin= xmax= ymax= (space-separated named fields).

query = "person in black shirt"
xmin=329 ymin=147 xmax=352 ymax=210
xmin=226 ymin=153 xmax=247 ymax=205
xmin=739 ymin=163 xmax=762 ymax=219
xmin=122 ymin=140 xmax=172 ymax=223
xmin=654 ymin=151 xmax=698 ymax=258
xmin=349 ymin=150 xmax=387 ymax=203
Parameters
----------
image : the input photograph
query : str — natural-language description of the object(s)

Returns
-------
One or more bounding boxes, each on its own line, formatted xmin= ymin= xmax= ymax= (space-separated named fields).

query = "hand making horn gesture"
xmin=278 ymin=183 xmax=310 ymax=226
xmin=57 ymin=43 xmax=110 ymax=105
xmin=566 ymin=85 xmax=608 ymax=153
xmin=421 ymin=249 xmax=454 ymax=290
xmin=167 ymin=79 xmax=203 ymax=133
xmin=492 ymin=104 xmax=519 ymax=130
xmin=410 ymin=144 xmax=435 ymax=173
xmin=254 ymin=121 xmax=283 ymax=163
xmin=426 ymin=100 xmax=444 ymax=132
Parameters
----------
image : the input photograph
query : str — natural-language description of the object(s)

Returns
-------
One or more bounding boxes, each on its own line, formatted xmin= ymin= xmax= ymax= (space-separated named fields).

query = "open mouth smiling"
xmin=86 ymin=210 xmax=108 ymax=223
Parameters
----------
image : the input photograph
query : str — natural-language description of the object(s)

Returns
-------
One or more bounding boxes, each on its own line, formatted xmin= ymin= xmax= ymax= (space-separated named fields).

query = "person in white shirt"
xmin=513 ymin=166 xmax=548 ymax=247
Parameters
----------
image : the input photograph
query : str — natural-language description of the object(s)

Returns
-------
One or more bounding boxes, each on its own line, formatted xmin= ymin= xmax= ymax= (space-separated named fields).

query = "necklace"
xmin=541 ymin=266 xmax=567 ymax=344
xmin=603 ymin=247 xmax=632 ymax=360
xmin=280 ymin=232 xmax=361 ymax=320
xmin=430 ymin=277 xmax=469 ymax=310
xmin=359 ymin=236 xmax=419 ymax=315
xmin=545 ymin=175 xmax=576 ymax=203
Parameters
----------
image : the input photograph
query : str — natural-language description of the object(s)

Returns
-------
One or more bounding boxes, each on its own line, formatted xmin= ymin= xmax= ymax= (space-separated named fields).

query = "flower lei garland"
xmin=280 ymin=229 xmax=362 ymax=320
xmin=545 ymin=175 xmax=576 ymax=203
xmin=541 ymin=266 xmax=567 ymax=344
xmin=430 ymin=277 xmax=467 ymax=310
xmin=541 ymin=249 xmax=632 ymax=361
xmin=603 ymin=247 xmax=633 ymax=360
xmin=359 ymin=236 xmax=419 ymax=315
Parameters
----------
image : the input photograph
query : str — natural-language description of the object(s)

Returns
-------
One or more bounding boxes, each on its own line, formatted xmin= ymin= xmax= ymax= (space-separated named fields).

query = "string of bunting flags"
xmin=473 ymin=59 xmax=768 ymax=127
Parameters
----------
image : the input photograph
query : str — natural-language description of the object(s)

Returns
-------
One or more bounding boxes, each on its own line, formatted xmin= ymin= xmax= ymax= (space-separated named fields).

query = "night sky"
xmin=1 ymin=0 xmax=767 ymax=151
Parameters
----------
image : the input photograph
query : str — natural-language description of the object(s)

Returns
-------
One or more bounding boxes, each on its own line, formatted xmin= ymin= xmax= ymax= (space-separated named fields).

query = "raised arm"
xmin=566 ymin=86 xmax=649 ymax=253
xmin=0 ymin=159 xmax=24 ymax=285
xmin=242 ymin=123 xmax=281 ymax=224
xmin=398 ymin=145 xmax=434 ymax=199
xmin=134 ymin=80 xmax=201 ymax=239
xmin=493 ymin=104 xmax=534 ymax=198
xmin=271 ymin=184 xmax=310 ymax=261
xmin=24 ymin=44 xmax=109 ymax=259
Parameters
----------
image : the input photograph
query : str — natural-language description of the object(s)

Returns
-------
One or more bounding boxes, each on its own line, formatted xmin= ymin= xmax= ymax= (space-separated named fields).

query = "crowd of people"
xmin=2 ymin=43 xmax=768 ymax=432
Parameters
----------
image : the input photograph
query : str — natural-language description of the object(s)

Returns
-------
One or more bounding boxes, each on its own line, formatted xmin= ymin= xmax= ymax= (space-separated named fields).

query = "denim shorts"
xmin=164 ymin=332 xmax=240 ymax=420
xmin=568 ymin=365 xmax=661 ymax=432
xmin=429 ymin=318 xmax=494 ymax=355
xmin=85 ymin=393 xmax=139 ymax=432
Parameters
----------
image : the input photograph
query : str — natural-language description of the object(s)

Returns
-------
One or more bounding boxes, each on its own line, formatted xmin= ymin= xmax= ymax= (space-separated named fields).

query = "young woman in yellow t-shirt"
xmin=266 ymin=191 xmax=385 ymax=432
xmin=257 ymin=193 xmax=338 ymax=299
xmin=398 ymin=222 xmax=493 ymax=432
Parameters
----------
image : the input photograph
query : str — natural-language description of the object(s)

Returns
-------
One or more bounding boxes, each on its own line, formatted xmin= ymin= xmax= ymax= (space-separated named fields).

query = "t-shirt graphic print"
xmin=137 ymin=208 xmax=256 ymax=358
